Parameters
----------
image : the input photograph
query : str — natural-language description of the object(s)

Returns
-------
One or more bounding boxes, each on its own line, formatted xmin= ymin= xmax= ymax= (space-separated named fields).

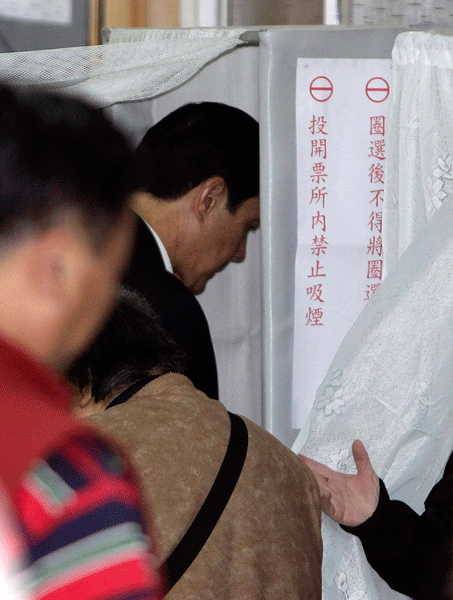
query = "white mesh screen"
xmin=0 ymin=29 xmax=246 ymax=107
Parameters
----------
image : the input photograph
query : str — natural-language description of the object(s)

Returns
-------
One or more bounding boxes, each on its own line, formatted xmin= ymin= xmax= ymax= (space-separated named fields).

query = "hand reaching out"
xmin=300 ymin=440 xmax=380 ymax=527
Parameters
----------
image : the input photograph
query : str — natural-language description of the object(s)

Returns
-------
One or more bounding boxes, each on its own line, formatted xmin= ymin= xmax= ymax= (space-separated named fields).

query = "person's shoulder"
xmin=43 ymin=428 xmax=133 ymax=484
xmin=126 ymin=234 xmax=197 ymax=303
xmin=136 ymin=265 xmax=207 ymax=327
xmin=15 ymin=427 xmax=142 ymax=533
xmin=15 ymin=430 xmax=162 ymax=600
xmin=126 ymin=225 xmax=165 ymax=281
xmin=241 ymin=416 xmax=320 ymax=489
xmin=15 ymin=427 xmax=148 ymax=560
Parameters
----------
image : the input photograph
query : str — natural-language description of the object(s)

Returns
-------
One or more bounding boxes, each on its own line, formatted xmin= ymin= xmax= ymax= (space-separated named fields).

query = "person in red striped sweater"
xmin=0 ymin=83 xmax=161 ymax=600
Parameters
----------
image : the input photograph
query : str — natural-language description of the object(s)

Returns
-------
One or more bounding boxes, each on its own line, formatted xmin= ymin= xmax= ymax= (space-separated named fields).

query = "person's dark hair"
xmin=0 ymin=84 xmax=139 ymax=247
xmin=68 ymin=287 xmax=186 ymax=403
xmin=136 ymin=102 xmax=259 ymax=212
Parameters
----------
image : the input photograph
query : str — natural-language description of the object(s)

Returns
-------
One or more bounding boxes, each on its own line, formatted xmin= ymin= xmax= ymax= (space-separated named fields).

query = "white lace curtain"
xmin=385 ymin=30 xmax=453 ymax=273
xmin=301 ymin=31 xmax=453 ymax=600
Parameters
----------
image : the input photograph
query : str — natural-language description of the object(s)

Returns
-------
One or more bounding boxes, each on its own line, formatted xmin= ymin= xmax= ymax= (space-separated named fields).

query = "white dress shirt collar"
xmin=144 ymin=221 xmax=173 ymax=274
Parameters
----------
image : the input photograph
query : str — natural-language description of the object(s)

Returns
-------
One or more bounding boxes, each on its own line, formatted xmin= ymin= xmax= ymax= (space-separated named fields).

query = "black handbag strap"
xmin=107 ymin=375 xmax=160 ymax=409
xmin=165 ymin=411 xmax=248 ymax=592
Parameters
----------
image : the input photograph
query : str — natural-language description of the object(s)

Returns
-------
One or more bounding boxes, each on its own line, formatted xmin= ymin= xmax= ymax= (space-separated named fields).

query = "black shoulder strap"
xmin=165 ymin=412 xmax=248 ymax=591
xmin=106 ymin=375 xmax=160 ymax=409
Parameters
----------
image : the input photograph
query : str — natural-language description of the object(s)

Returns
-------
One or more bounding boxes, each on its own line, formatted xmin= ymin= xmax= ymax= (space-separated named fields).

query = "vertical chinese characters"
xmin=306 ymin=116 xmax=329 ymax=326
xmin=365 ymin=115 xmax=385 ymax=300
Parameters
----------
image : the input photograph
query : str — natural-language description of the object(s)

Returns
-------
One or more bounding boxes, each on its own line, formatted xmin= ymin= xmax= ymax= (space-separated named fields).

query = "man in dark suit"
xmin=124 ymin=102 xmax=260 ymax=400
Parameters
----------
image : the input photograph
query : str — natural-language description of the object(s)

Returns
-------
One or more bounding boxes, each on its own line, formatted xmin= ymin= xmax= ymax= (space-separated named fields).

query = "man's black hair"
xmin=136 ymin=102 xmax=259 ymax=211
xmin=68 ymin=288 xmax=187 ymax=403
xmin=0 ymin=84 xmax=139 ymax=246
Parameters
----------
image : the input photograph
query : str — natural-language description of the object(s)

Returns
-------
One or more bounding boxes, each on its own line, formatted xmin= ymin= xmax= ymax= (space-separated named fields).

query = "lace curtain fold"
xmin=302 ymin=31 xmax=453 ymax=600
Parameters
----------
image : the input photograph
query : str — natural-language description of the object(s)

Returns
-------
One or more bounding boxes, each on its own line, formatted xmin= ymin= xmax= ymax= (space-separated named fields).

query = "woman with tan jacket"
xmin=69 ymin=289 xmax=322 ymax=600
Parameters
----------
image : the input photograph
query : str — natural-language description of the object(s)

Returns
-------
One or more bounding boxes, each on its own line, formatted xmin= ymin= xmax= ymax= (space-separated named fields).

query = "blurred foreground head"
xmin=0 ymin=84 xmax=139 ymax=372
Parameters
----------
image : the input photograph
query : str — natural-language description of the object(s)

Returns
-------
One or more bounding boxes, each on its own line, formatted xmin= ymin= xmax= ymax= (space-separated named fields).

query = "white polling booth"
xmin=104 ymin=25 xmax=412 ymax=446
xmin=1 ymin=27 xmax=453 ymax=600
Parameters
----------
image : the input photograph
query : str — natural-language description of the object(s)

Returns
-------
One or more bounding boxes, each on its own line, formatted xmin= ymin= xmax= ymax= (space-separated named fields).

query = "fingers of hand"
xmin=352 ymin=440 xmax=372 ymax=474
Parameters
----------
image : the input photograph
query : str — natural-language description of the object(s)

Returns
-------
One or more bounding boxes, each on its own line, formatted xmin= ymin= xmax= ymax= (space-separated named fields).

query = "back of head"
xmin=0 ymin=84 xmax=138 ymax=247
xmin=136 ymin=102 xmax=259 ymax=211
xmin=68 ymin=288 xmax=186 ymax=402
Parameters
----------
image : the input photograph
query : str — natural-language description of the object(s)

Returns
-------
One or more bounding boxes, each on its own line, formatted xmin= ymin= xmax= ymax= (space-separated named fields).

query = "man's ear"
xmin=29 ymin=226 xmax=91 ymax=308
xmin=194 ymin=176 xmax=227 ymax=223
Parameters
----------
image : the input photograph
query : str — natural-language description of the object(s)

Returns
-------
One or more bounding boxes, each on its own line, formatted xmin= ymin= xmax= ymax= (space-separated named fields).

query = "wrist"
xmin=341 ymin=478 xmax=387 ymax=534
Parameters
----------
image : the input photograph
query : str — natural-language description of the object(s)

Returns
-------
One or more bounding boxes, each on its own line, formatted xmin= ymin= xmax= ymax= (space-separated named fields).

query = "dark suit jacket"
xmin=123 ymin=217 xmax=219 ymax=399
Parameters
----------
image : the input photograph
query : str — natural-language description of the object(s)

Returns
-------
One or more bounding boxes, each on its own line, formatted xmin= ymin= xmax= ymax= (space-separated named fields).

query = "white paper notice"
xmin=293 ymin=58 xmax=391 ymax=428
xmin=0 ymin=0 xmax=72 ymax=26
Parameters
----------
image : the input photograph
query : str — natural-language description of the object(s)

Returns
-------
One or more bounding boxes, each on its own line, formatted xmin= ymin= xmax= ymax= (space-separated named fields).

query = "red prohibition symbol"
xmin=310 ymin=76 xmax=333 ymax=102
xmin=366 ymin=77 xmax=390 ymax=103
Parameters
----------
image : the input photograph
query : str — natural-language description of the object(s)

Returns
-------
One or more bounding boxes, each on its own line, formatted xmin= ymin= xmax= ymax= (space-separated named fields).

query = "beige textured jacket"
xmin=88 ymin=373 xmax=322 ymax=599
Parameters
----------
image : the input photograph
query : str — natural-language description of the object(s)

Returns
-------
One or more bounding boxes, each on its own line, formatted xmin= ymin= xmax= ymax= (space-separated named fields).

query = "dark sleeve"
xmin=342 ymin=467 xmax=453 ymax=600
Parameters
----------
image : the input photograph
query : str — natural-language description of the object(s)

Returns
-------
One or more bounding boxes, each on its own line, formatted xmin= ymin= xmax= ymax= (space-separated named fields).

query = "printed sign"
xmin=293 ymin=58 xmax=392 ymax=428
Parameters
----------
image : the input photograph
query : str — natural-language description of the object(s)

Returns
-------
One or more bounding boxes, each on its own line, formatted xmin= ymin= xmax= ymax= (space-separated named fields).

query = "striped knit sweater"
xmin=15 ymin=433 xmax=162 ymax=600
xmin=0 ymin=333 xmax=162 ymax=600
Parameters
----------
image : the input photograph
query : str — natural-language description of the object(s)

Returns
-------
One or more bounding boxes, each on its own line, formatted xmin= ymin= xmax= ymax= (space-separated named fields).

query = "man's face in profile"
xmin=178 ymin=195 xmax=260 ymax=295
